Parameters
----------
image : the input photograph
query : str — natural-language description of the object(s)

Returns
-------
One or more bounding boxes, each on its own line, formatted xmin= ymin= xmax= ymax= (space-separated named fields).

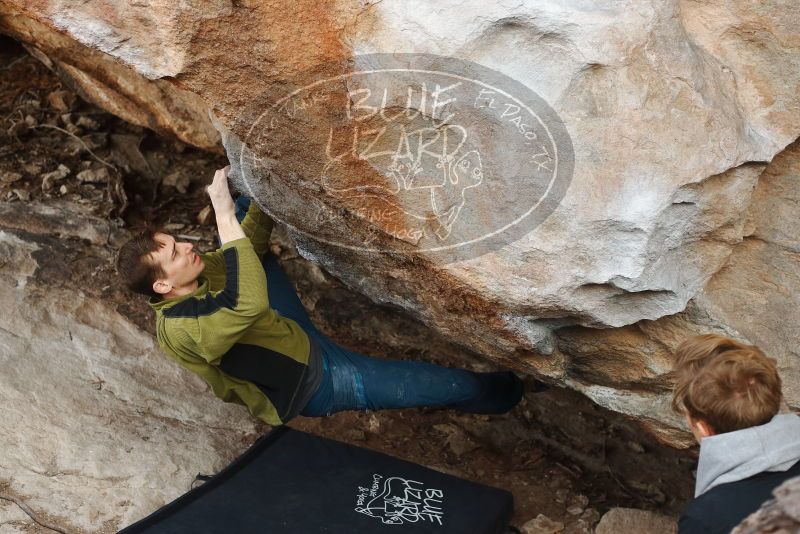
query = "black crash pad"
xmin=119 ymin=426 xmax=513 ymax=533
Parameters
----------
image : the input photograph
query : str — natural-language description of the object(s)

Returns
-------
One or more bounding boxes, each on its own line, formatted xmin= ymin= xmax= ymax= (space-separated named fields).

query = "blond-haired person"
xmin=672 ymin=334 xmax=800 ymax=534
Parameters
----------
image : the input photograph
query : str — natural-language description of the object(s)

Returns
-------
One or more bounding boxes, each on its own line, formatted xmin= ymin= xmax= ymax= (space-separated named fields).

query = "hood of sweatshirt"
xmin=695 ymin=413 xmax=800 ymax=497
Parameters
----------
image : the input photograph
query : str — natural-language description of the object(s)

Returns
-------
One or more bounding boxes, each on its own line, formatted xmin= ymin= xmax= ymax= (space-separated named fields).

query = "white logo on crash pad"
xmin=355 ymin=473 xmax=445 ymax=526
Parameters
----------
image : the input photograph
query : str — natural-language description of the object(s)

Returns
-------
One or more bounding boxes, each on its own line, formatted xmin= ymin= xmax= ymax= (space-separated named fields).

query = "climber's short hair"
xmin=115 ymin=228 xmax=165 ymax=299
xmin=671 ymin=334 xmax=782 ymax=435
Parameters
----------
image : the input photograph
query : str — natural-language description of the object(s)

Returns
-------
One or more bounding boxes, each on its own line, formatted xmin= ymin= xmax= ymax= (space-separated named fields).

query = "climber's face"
xmin=149 ymin=232 xmax=205 ymax=297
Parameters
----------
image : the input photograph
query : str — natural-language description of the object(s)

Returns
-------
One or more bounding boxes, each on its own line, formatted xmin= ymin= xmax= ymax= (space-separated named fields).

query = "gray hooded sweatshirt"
xmin=695 ymin=412 xmax=800 ymax=497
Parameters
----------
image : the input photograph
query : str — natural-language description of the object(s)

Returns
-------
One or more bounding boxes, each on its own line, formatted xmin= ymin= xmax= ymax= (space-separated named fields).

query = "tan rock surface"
xmin=1 ymin=0 xmax=799 ymax=446
xmin=697 ymin=139 xmax=800 ymax=406
xmin=521 ymin=513 xmax=565 ymax=534
xmin=0 ymin=2 xmax=220 ymax=151
xmin=558 ymin=139 xmax=800 ymax=445
xmin=0 ymin=499 xmax=37 ymax=533
xmin=595 ymin=507 xmax=677 ymax=534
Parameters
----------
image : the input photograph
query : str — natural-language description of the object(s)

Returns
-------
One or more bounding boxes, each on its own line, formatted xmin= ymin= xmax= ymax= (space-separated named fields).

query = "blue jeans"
xmin=235 ymin=196 xmax=522 ymax=417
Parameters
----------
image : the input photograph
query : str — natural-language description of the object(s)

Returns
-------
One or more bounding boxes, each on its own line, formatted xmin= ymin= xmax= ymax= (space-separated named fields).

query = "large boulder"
xmin=1 ymin=0 xmax=798 ymax=445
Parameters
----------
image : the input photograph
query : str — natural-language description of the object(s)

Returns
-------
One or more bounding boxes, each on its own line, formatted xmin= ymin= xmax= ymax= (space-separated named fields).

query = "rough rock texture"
xmin=0 ymin=206 xmax=260 ymax=533
xmin=595 ymin=507 xmax=677 ymax=534
xmin=0 ymin=499 xmax=36 ymax=533
xmin=520 ymin=514 xmax=565 ymax=534
xmin=1 ymin=0 xmax=799 ymax=445
xmin=558 ymin=139 xmax=800 ymax=445
xmin=0 ymin=2 xmax=220 ymax=151
xmin=733 ymin=475 xmax=800 ymax=534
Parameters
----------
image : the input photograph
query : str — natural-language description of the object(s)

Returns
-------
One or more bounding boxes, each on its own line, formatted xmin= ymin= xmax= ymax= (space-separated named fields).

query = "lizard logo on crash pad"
xmin=355 ymin=473 xmax=445 ymax=526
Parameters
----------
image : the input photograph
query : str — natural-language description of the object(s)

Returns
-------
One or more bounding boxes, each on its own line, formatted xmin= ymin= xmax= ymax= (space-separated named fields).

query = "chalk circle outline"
xmin=237 ymin=53 xmax=574 ymax=263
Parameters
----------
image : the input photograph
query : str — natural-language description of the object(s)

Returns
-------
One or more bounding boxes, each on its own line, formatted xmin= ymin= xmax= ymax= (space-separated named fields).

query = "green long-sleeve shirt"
xmin=149 ymin=203 xmax=321 ymax=425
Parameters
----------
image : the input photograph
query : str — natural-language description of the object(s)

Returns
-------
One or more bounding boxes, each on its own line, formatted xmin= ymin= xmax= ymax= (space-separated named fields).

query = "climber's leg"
xmin=301 ymin=343 xmax=524 ymax=417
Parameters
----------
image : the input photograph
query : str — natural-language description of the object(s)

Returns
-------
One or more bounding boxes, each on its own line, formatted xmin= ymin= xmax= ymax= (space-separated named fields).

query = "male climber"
xmin=115 ymin=166 xmax=523 ymax=425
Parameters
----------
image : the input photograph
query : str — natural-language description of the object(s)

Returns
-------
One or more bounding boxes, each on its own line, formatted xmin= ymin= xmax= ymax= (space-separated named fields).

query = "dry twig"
xmin=0 ymin=492 xmax=70 ymax=534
